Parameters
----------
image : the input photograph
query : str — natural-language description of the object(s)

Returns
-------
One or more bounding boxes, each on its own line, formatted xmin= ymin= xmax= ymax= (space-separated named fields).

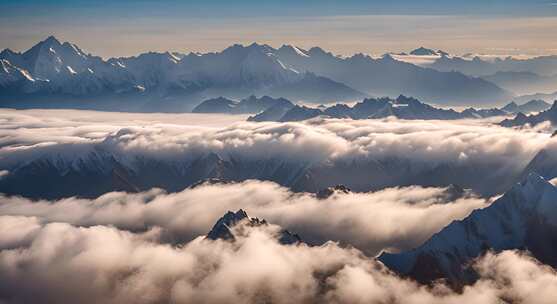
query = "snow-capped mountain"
xmin=206 ymin=209 xmax=302 ymax=245
xmin=249 ymin=95 xmax=507 ymax=122
xmin=0 ymin=36 xmax=137 ymax=97
xmin=192 ymin=95 xmax=294 ymax=114
xmin=500 ymin=101 xmax=557 ymax=127
xmin=273 ymin=47 xmax=510 ymax=106
xmin=0 ymin=38 xmax=366 ymax=110
xmin=0 ymin=36 xmax=511 ymax=110
xmin=379 ymin=173 xmax=557 ymax=285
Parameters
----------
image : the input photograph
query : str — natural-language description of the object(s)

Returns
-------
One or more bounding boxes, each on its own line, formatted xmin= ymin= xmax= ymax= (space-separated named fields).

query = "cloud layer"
xmin=0 ymin=214 xmax=555 ymax=304
xmin=1 ymin=109 xmax=556 ymax=303
xmin=0 ymin=109 xmax=553 ymax=196
xmin=0 ymin=180 xmax=489 ymax=255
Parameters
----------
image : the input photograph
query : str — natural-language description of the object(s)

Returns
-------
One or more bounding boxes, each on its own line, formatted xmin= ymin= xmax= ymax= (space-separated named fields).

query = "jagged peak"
xmin=223 ymin=42 xmax=274 ymax=54
xmin=43 ymin=35 xmax=61 ymax=45
xmin=206 ymin=209 xmax=302 ymax=245
xmin=206 ymin=209 xmax=251 ymax=241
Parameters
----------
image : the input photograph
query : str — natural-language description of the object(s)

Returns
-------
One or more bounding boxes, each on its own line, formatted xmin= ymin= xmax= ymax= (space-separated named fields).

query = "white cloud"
xmin=0 ymin=215 xmax=555 ymax=304
xmin=0 ymin=109 xmax=552 ymax=196
xmin=0 ymin=180 xmax=489 ymax=255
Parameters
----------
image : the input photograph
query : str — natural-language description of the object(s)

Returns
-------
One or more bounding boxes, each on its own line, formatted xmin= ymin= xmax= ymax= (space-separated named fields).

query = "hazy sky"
xmin=1 ymin=0 xmax=557 ymax=58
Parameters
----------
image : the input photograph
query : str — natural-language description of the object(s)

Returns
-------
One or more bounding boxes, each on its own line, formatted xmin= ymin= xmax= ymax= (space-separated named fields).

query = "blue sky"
xmin=1 ymin=0 xmax=557 ymax=57
xmin=2 ymin=0 xmax=556 ymax=17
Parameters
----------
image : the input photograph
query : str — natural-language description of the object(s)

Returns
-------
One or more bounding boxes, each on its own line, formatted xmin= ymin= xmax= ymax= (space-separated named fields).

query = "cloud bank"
xmin=0 ymin=109 xmax=552 ymax=196
xmin=1 ymin=109 xmax=555 ymax=303
xmin=0 ymin=214 xmax=555 ymax=304
xmin=0 ymin=180 xmax=489 ymax=255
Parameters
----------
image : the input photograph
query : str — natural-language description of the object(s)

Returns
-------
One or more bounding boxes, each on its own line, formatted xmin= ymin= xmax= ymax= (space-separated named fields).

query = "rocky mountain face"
xmin=206 ymin=209 xmax=302 ymax=245
xmin=379 ymin=174 xmax=557 ymax=286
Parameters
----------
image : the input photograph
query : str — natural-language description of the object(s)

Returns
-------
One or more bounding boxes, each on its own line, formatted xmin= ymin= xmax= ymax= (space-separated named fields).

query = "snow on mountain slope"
xmin=274 ymin=46 xmax=511 ymax=106
xmin=1 ymin=37 xmax=511 ymax=110
xmin=379 ymin=173 xmax=557 ymax=285
xmin=0 ymin=59 xmax=35 ymax=86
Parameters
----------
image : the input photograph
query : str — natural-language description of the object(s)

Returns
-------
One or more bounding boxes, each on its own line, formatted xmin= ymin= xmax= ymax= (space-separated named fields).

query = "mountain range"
xmin=194 ymin=95 xmax=550 ymax=122
xmin=426 ymin=54 xmax=557 ymax=78
xmin=188 ymin=174 xmax=557 ymax=289
xmin=247 ymin=95 xmax=508 ymax=122
xmin=500 ymin=99 xmax=551 ymax=114
xmin=0 ymin=36 xmax=512 ymax=111
xmin=500 ymin=101 xmax=557 ymax=127
xmin=0 ymin=139 xmax=524 ymax=200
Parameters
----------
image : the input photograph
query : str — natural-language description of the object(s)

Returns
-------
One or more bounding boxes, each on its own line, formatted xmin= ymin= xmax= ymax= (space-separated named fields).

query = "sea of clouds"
xmin=1 ymin=109 xmax=556 ymax=303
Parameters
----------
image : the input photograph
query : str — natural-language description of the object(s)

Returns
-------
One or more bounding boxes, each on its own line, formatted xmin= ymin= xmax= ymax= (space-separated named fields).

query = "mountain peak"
xmin=206 ymin=209 xmax=252 ymax=241
xmin=409 ymin=47 xmax=438 ymax=56
xmin=37 ymin=35 xmax=63 ymax=50
xmin=206 ymin=209 xmax=302 ymax=245
xmin=307 ymin=46 xmax=328 ymax=57
xmin=44 ymin=35 xmax=60 ymax=43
